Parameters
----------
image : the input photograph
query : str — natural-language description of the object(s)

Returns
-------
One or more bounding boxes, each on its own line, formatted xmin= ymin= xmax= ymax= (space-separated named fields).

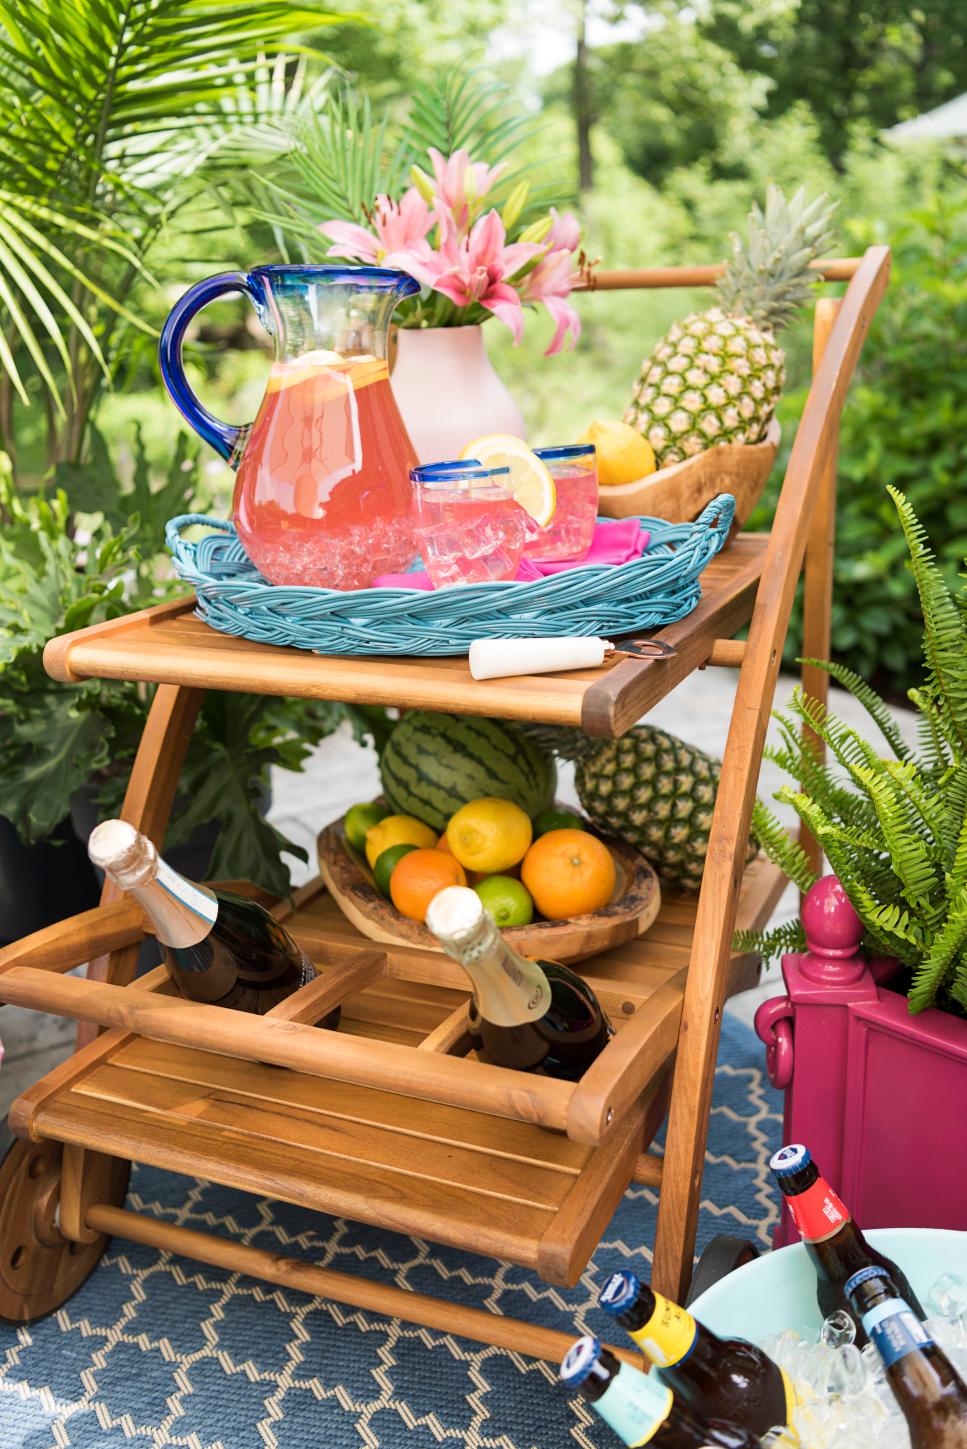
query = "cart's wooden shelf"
xmin=5 ymin=859 xmax=783 ymax=1288
xmin=43 ymin=534 xmax=766 ymax=737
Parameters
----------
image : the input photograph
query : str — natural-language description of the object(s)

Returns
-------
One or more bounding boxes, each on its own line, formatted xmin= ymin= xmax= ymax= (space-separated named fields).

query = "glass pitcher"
xmin=159 ymin=264 xmax=421 ymax=590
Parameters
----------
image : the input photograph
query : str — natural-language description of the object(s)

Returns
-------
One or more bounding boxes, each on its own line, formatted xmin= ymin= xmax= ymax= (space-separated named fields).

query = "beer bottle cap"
xmin=770 ymin=1144 xmax=811 ymax=1176
xmin=845 ymin=1266 xmax=891 ymax=1296
xmin=561 ymin=1336 xmax=602 ymax=1386
xmin=599 ymin=1271 xmax=639 ymax=1314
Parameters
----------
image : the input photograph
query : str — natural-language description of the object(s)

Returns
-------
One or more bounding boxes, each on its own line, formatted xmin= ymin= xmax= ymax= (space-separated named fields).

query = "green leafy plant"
xmin=0 ymin=449 xmax=386 ymax=896
xmin=0 ymin=0 xmax=341 ymax=474
xmin=736 ymin=487 xmax=967 ymax=1017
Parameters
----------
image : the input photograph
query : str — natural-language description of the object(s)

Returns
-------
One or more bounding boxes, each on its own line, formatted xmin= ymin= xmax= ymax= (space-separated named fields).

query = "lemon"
xmin=578 ymin=420 xmax=656 ymax=486
xmin=345 ymin=801 xmax=390 ymax=854
xmin=365 ymin=813 xmax=437 ymax=869
xmin=447 ymin=797 xmax=533 ymax=874
xmin=474 ymin=876 xmax=534 ymax=928
xmin=460 ymin=434 xmax=556 ymax=526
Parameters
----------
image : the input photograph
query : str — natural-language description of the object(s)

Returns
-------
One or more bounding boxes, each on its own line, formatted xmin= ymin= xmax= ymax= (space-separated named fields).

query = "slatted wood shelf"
xmin=42 ymin=534 xmax=766 ymax=738
xmin=2 ymin=858 xmax=784 ymax=1290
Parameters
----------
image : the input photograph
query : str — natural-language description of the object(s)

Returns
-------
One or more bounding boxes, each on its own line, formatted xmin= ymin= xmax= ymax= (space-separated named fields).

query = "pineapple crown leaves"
xmin=716 ymin=184 xmax=838 ymax=334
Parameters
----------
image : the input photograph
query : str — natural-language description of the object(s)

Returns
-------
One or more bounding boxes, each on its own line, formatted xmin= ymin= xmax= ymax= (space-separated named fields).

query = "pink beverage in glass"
xmin=411 ymin=461 xmax=526 ymax=588
xmin=524 ymin=444 xmax=599 ymax=562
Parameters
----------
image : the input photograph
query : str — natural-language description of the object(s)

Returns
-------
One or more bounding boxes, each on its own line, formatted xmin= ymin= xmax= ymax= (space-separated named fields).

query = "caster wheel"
xmin=686 ymin=1233 xmax=761 ymax=1307
xmin=0 ymin=1132 xmax=130 ymax=1323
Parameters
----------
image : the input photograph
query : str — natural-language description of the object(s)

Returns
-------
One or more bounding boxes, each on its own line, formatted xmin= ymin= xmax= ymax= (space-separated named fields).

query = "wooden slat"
xmin=0 ymin=967 xmax=577 ymax=1133
xmin=418 ymin=1003 xmax=473 ymax=1055
xmin=85 ymin=1204 xmax=638 ymax=1365
xmin=38 ymin=1092 xmax=553 ymax=1267
xmin=652 ymin=246 xmax=891 ymax=1301
xmin=576 ymin=258 xmax=859 ymax=292
xmin=0 ymin=899 xmax=143 ymax=976
xmin=41 ymin=537 xmax=769 ymax=738
xmin=108 ymin=1039 xmax=591 ymax=1169
xmin=538 ymin=1100 xmax=646 ymax=1285
xmin=71 ymin=1064 xmax=572 ymax=1211
xmin=265 ymin=949 xmax=386 ymax=1024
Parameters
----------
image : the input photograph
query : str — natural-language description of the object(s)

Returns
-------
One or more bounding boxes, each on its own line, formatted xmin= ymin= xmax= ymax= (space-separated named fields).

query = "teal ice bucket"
xmin=689 ymin=1229 xmax=967 ymax=1343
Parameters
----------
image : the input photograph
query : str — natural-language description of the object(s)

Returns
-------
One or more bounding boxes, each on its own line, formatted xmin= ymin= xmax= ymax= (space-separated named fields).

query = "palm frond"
xmin=285 ymin=88 xmax=411 ymax=224
xmin=402 ymin=68 xmax=539 ymax=169
xmin=799 ymin=657 xmax=911 ymax=761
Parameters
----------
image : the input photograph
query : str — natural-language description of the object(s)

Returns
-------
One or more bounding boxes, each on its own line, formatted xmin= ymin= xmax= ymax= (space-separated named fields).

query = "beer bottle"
xmin=846 ymin=1267 xmax=967 ymax=1448
xmin=770 ymin=1144 xmax=924 ymax=1341
xmin=88 ymin=819 xmax=339 ymax=1025
xmin=599 ymin=1270 xmax=798 ymax=1436
xmin=424 ymin=886 xmax=612 ymax=1080
xmin=560 ymin=1336 xmax=761 ymax=1448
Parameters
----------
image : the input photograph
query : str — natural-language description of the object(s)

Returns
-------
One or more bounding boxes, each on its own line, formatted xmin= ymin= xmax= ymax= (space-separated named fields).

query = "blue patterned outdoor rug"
xmin=0 ymin=1014 xmax=781 ymax=1449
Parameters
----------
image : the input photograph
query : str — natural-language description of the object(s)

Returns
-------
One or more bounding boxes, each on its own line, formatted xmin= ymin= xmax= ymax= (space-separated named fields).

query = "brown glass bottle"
xmin=560 ymin=1337 xmax=761 ymax=1448
xmin=770 ymin=1144 xmax=924 ymax=1343
xmin=425 ymin=887 xmax=612 ymax=1080
xmin=847 ymin=1268 xmax=967 ymax=1447
xmin=88 ymin=819 xmax=339 ymax=1026
xmin=599 ymin=1270 xmax=796 ymax=1435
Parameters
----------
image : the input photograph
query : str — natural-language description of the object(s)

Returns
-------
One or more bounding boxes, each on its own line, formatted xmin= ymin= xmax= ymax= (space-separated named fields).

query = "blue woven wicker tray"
xmin=165 ymin=493 xmax=735 ymax=657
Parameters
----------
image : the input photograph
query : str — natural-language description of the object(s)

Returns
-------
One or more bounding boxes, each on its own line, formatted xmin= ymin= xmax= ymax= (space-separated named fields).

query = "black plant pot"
xmin=0 ymin=815 xmax=101 ymax=948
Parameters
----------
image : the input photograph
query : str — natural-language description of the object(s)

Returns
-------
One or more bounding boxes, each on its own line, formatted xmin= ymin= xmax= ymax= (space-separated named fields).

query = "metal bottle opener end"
xmin=604 ymin=639 xmax=677 ymax=661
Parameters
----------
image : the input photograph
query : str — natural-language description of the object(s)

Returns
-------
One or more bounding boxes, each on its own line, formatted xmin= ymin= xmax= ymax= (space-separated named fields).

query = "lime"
xmin=345 ymin=801 xmax=390 ymax=854
xmin=373 ymin=843 xmax=418 ymax=898
xmin=474 ymin=875 xmax=535 ymax=928
xmin=533 ymin=807 xmax=586 ymax=837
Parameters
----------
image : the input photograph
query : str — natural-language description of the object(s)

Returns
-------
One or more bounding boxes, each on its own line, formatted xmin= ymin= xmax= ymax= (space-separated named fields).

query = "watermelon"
xmin=380 ymin=712 xmax=557 ymax=832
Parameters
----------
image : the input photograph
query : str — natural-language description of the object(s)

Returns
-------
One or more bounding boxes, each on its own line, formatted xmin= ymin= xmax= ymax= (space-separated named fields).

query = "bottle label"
xmin=598 ymin=1362 xmax=674 ymax=1447
xmin=627 ymin=1292 xmax=697 ymax=1368
xmin=862 ymin=1298 xmax=933 ymax=1369
xmin=785 ymin=1176 xmax=850 ymax=1243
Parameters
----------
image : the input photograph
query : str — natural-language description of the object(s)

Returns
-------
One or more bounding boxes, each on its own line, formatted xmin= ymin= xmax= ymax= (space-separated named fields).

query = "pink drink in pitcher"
xmin=524 ymin=444 xmax=598 ymax=563
xmin=411 ymin=462 xmax=526 ymax=588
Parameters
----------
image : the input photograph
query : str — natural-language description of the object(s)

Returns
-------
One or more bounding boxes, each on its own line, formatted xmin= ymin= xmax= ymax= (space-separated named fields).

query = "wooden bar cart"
xmin=0 ymin=248 xmax=889 ymax=1365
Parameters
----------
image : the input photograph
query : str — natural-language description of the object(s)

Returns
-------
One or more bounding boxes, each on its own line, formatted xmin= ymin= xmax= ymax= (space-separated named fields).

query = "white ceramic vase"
xmin=390 ymin=324 xmax=526 ymax=465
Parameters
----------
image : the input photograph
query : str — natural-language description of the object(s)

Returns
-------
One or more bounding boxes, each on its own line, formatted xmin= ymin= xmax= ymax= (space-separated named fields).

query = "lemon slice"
xmin=460 ymin=433 xmax=556 ymax=527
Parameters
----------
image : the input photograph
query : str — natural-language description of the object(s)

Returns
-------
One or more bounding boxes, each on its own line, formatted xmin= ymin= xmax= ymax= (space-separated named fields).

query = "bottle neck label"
xmin=862 ymin=1298 xmax=933 ymax=1369
xmin=596 ymin=1361 xmax=674 ymax=1446
xmin=133 ymin=859 xmax=218 ymax=948
xmin=460 ymin=941 xmax=549 ymax=1028
xmin=785 ymin=1175 xmax=849 ymax=1243
xmin=626 ymin=1292 xmax=697 ymax=1368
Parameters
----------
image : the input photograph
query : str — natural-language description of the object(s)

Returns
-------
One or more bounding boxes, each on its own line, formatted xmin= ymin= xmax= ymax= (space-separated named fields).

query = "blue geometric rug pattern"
xmin=0 ymin=1015 xmax=782 ymax=1448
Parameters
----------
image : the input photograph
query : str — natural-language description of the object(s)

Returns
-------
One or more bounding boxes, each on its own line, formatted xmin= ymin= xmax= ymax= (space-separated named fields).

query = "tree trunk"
xmin=575 ymin=0 xmax=594 ymax=193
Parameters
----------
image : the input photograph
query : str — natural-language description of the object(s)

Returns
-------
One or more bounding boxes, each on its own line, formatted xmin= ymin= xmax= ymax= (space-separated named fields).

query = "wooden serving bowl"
xmin=316 ymin=813 xmax=661 ymax=963
xmin=597 ymin=417 xmax=780 ymax=529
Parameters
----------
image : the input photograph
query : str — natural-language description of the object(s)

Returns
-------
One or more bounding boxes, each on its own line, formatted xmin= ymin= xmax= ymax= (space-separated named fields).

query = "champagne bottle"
xmin=599 ymin=1270 xmax=800 ymax=1436
xmin=770 ymin=1144 xmax=925 ymax=1343
xmin=560 ymin=1337 xmax=761 ymax=1448
xmin=424 ymin=886 xmax=612 ymax=1080
xmin=846 ymin=1268 xmax=967 ymax=1447
xmin=88 ymin=820 xmax=338 ymax=1025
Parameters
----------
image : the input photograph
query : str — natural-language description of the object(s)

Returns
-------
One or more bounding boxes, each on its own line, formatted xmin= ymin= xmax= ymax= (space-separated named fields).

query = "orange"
xmin=389 ymin=848 xmax=467 ymax=922
xmin=437 ymin=832 xmax=483 ymax=884
xmin=521 ymin=828 xmax=616 ymax=920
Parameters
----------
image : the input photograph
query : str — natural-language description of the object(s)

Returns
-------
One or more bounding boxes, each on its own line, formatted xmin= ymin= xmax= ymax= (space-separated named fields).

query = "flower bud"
xmin=410 ymin=165 xmax=436 ymax=204
xmin=501 ymin=180 xmax=530 ymax=231
xmin=517 ymin=215 xmax=554 ymax=246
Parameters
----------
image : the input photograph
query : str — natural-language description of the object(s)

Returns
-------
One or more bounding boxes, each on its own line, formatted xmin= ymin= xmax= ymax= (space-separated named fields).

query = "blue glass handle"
xmin=159 ymin=271 xmax=264 ymax=464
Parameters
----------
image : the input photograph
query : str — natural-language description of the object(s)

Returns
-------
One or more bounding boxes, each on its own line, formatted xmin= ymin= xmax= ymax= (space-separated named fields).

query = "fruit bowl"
xmin=316 ymin=810 xmax=662 ymax=963
xmin=597 ymin=417 xmax=780 ymax=529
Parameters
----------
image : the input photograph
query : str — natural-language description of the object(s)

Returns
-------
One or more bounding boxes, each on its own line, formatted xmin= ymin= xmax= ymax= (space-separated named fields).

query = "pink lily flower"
xmin=520 ymin=244 xmax=583 ymax=355
xmin=403 ymin=210 xmax=541 ymax=342
xmin=320 ymin=187 xmax=436 ymax=268
xmin=427 ymin=148 xmax=506 ymax=229
xmin=546 ymin=207 xmax=582 ymax=254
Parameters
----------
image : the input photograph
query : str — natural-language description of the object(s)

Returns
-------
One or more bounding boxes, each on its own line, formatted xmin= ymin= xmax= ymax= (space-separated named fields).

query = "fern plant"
xmin=735 ymin=486 xmax=967 ymax=1017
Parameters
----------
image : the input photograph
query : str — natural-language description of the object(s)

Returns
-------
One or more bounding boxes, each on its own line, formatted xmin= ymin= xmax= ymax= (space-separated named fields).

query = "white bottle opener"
xmin=468 ymin=636 xmax=676 ymax=681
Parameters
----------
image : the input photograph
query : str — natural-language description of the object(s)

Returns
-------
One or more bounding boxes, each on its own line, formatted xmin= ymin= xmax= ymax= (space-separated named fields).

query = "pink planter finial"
xmin=801 ymin=875 xmax=866 ymax=983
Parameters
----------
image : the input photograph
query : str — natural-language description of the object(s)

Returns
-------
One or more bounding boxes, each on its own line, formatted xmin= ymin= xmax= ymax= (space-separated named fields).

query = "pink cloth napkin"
xmin=373 ymin=518 xmax=651 ymax=590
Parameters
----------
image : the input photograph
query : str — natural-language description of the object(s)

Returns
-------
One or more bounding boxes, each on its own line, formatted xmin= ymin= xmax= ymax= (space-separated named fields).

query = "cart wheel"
xmin=0 ymin=1130 xmax=130 ymax=1324
xmin=685 ymin=1234 xmax=761 ymax=1307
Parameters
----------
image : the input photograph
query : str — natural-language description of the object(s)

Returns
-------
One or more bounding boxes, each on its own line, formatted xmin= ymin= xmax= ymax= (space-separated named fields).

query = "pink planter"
xmin=755 ymin=876 xmax=967 ymax=1246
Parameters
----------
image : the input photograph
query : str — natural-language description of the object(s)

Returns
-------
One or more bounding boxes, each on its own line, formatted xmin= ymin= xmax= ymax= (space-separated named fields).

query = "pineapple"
xmin=522 ymin=723 xmax=757 ymax=890
xmin=625 ymin=186 xmax=837 ymax=467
